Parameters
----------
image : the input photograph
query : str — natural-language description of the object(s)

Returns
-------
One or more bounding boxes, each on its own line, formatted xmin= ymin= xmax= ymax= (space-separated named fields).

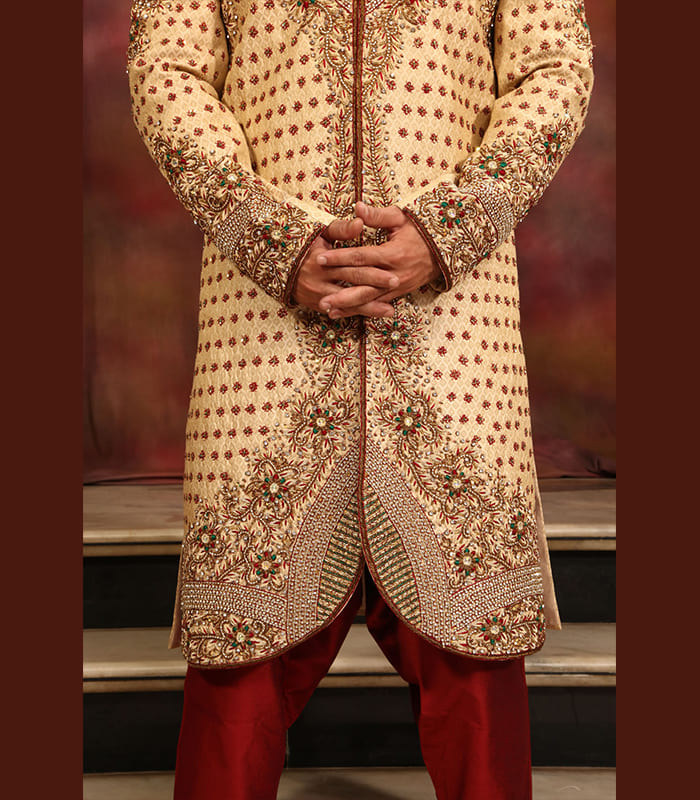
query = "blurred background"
xmin=83 ymin=0 xmax=615 ymax=485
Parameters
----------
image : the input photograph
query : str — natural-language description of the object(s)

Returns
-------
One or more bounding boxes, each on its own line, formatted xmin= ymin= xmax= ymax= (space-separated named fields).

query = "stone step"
xmin=82 ymin=478 xmax=616 ymax=556
xmin=84 ymin=624 xmax=615 ymax=771
xmin=83 ymin=766 xmax=616 ymax=800
xmin=83 ymin=622 xmax=615 ymax=692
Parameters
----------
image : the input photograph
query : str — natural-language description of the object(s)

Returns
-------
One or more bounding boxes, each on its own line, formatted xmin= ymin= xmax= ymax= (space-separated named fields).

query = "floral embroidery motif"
xmin=439 ymin=198 xmax=469 ymax=229
xmin=262 ymin=223 xmax=292 ymax=250
xmin=296 ymin=312 xmax=361 ymax=371
xmin=367 ymin=303 xmax=542 ymax=604
xmin=149 ymin=134 xmax=239 ymax=230
xmin=290 ymin=394 xmax=354 ymax=459
xmin=411 ymin=183 xmax=500 ymax=283
xmin=477 ymin=155 xmax=508 ymax=179
xmin=182 ymin=611 xmax=286 ymax=665
xmin=378 ymin=393 xmax=439 ymax=456
xmin=394 ymin=406 xmax=423 ymax=436
xmin=381 ymin=319 xmax=411 ymax=351
xmin=456 ymin=597 xmax=546 ymax=656
xmin=241 ymin=456 xmax=301 ymax=525
xmin=461 ymin=116 xmax=576 ymax=226
xmin=451 ymin=544 xmax=483 ymax=580
xmin=246 ymin=547 xmax=288 ymax=590
xmin=479 ymin=615 xmax=507 ymax=647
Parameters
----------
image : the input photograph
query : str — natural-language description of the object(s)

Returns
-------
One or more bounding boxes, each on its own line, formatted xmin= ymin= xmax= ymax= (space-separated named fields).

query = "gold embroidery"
xmin=364 ymin=299 xmax=545 ymax=656
xmin=182 ymin=610 xmax=287 ymax=666
xmin=126 ymin=1 xmax=165 ymax=65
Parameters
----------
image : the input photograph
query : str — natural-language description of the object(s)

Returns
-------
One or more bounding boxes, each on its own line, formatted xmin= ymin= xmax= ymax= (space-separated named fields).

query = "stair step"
xmin=83 ymin=478 xmax=616 ymax=555
xmin=83 ymin=766 xmax=616 ymax=800
xmin=83 ymin=622 xmax=615 ymax=692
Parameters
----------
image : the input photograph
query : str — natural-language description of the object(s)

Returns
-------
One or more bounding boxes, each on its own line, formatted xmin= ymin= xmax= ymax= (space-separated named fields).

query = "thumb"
xmin=323 ymin=215 xmax=364 ymax=243
xmin=355 ymin=201 xmax=406 ymax=230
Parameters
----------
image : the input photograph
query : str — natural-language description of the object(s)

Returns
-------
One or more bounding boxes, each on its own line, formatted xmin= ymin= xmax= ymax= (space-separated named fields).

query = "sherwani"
xmin=128 ymin=0 xmax=594 ymax=668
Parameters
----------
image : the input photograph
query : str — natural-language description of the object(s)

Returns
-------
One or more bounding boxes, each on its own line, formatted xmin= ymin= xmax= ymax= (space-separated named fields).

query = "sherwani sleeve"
xmin=127 ymin=0 xmax=336 ymax=305
xmin=400 ymin=0 xmax=595 ymax=291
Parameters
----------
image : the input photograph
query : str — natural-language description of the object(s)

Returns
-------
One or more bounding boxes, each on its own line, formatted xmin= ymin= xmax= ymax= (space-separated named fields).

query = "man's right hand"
xmin=291 ymin=216 xmax=398 ymax=317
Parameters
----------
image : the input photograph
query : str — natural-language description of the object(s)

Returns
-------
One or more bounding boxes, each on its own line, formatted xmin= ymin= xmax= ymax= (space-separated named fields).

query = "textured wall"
xmin=83 ymin=1 xmax=615 ymax=483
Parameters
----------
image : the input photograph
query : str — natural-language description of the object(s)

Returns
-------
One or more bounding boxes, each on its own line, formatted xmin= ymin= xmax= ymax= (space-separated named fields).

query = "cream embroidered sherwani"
xmin=127 ymin=0 xmax=594 ymax=666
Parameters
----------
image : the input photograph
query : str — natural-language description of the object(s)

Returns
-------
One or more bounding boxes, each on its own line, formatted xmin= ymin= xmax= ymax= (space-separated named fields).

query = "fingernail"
xmin=389 ymin=277 xmax=399 ymax=287
xmin=319 ymin=301 xmax=330 ymax=312
xmin=329 ymin=310 xmax=341 ymax=319
xmin=317 ymin=255 xmax=327 ymax=265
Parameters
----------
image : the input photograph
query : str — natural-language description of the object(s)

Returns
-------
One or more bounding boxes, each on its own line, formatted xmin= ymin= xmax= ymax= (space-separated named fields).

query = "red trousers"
xmin=174 ymin=573 xmax=532 ymax=799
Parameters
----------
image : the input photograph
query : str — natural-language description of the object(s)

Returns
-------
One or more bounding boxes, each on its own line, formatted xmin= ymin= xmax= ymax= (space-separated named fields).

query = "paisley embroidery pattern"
xmin=365 ymin=301 xmax=545 ymax=651
xmin=181 ymin=610 xmax=287 ymax=665
xmin=462 ymin=116 xmax=576 ymax=225
xmin=283 ymin=0 xmax=435 ymax=212
xmin=147 ymin=133 xmax=321 ymax=303
xmin=408 ymin=183 xmax=502 ymax=285
xmin=456 ymin=596 xmax=546 ymax=656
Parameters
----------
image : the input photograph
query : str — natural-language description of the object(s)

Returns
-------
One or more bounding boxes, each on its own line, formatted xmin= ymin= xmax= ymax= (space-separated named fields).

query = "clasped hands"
xmin=292 ymin=201 xmax=441 ymax=319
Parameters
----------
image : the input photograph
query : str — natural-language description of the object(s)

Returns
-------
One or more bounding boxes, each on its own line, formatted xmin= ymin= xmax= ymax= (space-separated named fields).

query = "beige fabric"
xmin=129 ymin=0 xmax=593 ymax=667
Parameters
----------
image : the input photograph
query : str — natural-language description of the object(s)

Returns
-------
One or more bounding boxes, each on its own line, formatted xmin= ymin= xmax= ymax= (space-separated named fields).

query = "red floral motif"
xmin=477 ymin=154 xmax=507 ymax=178
xmin=381 ymin=319 xmax=411 ymax=351
xmin=439 ymin=197 xmax=467 ymax=228
xmin=394 ymin=406 xmax=423 ymax=436
xmin=479 ymin=615 xmax=507 ymax=647
xmin=245 ymin=546 xmax=288 ymax=590
xmin=289 ymin=394 xmax=353 ymax=459
xmin=224 ymin=621 xmax=255 ymax=651
xmin=452 ymin=544 xmax=480 ymax=577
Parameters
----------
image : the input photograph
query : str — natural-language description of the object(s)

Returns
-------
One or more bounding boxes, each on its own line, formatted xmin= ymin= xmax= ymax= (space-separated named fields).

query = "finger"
xmin=318 ymin=244 xmax=389 ymax=268
xmin=324 ymin=266 xmax=399 ymax=291
xmin=329 ymin=300 xmax=395 ymax=319
xmin=320 ymin=284 xmax=388 ymax=311
xmin=355 ymin=201 xmax=406 ymax=230
xmin=323 ymin=216 xmax=364 ymax=243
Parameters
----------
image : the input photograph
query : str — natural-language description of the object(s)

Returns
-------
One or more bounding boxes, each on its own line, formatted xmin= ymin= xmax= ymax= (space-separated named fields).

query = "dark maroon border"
xmin=2 ymin=2 xmax=83 ymax=797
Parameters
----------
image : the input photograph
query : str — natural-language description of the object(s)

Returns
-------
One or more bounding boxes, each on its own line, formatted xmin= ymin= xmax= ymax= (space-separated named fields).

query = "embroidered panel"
xmin=455 ymin=595 xmax=546 ymax=657
xmin=460 ymin=116 xmax=576 ymax=225
xmin=286 ymin=446 xmax=362 ymax=638
xmin=364 ymin=440 xmax=453 ymax=644
xmin=407 ymin=183 xmax=503 ymax=287
xmin=181 ymin=580 xmax=287 ymax=630
xmin=317 ymin=493 xmax=365 ymax=622
xmin=177 ymin=300 xmax=364 ymax=664
xmin=450 ymin=563 xmax=543 ymax=629
xmin=363 ymin=484 xmax=421 ymax=626
xmin=181 ymin=609 xmax=287 ymax=665
xmin=363 ymin=297 xmax=546 ymax=656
